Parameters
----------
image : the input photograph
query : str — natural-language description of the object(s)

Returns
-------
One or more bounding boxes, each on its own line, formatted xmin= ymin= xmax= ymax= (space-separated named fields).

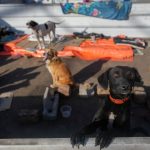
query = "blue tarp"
xmin=61 ymin=0 xmax=132 ymax=20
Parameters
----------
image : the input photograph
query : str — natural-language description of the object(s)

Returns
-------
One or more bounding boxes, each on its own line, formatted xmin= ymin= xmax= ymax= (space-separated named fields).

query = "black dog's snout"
xmin=121 ymin=84 xmax=129 ymax=90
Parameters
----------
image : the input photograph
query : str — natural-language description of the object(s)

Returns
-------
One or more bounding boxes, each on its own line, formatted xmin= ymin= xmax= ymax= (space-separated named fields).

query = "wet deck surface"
xmin=0 ymin=39 xmax=150 ymax=138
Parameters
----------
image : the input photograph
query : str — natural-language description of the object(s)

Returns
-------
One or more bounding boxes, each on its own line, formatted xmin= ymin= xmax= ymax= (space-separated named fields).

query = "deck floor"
xmin=0 ymin=39 xmax=150 ymax=138
xmin=16 ymin=36 xmax=84 ymax=51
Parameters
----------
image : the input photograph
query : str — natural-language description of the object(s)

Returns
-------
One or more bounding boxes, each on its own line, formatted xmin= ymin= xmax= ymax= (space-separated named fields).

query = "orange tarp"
xmin=1 ymin=35 xmax=133 ymax=61
xmin=2 ymin=35 xmax=44 ymax=57
xmin=58 ymin=38 xmax=133 ymax=61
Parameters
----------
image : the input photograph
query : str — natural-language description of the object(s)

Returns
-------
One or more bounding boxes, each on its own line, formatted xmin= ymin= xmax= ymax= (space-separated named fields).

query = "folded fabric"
xmin=60 ymin=0 xmax=132 ymax=20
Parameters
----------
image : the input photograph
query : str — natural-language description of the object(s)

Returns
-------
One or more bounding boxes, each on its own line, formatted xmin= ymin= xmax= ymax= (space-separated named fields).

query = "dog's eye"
xmin=113 ymin=72 xmax=120 ymax=78
xmin=126 ymin=72 xmax=134 ymax=80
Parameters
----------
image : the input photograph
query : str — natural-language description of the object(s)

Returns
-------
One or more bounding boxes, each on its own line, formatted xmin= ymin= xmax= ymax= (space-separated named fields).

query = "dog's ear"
xmin=49 ymin=48 xmax=57 ymax=56
xmin=132 ymin=68 xmax=143 ymax=84
xmin=98 ymin=69 xmax=110 ymax=89
xmin=54 ymin=50 xmax=58 ymax=57
xmin=27 ymin=20 xmax=38 ymax=27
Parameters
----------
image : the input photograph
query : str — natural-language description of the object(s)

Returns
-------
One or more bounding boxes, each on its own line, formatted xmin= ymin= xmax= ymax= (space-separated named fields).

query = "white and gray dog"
xmin=26 ymin=20 xmax=60 ymax=49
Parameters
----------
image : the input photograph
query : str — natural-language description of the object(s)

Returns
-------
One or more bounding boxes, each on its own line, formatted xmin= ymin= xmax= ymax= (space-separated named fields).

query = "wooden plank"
xmin=17 ymin=39 xmax=38 ymax=49
xmin=16 ymin=36 xmax=83 ymax=50
xmin=16 ymin=38 xmax=30 ymax=47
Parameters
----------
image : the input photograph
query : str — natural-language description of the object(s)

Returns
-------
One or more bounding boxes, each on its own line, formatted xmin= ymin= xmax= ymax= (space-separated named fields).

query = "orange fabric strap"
xmin=109 ymin=95 xmax=129 ymax=105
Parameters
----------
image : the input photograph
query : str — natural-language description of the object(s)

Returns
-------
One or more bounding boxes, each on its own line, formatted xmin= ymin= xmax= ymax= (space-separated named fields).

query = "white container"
xmin=60 ymin=105 xmax=72 ymax=118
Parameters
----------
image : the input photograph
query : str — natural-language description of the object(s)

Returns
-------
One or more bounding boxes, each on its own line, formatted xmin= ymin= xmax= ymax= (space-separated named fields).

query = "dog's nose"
xmin=121 ymin=84 xmax=129 ymax=90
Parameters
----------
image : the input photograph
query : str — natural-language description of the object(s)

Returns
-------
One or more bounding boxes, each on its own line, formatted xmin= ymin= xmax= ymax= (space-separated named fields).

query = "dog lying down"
xmin=71 ymin=66 xmax=144 ymax=149
xmin=44 ymin=49 xmax=74 ymax=89
xmin=26 ymin=20 xmax=61 ymax=49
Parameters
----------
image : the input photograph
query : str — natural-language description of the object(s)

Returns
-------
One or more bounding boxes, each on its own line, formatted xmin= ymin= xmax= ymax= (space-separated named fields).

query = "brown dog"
xmin=44 ymin=49 xmax=74 ymax=88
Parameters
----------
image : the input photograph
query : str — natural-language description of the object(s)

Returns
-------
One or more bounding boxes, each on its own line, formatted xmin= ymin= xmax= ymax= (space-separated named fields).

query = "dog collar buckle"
xmin=109 ymin=95 xmax=129 ymax=105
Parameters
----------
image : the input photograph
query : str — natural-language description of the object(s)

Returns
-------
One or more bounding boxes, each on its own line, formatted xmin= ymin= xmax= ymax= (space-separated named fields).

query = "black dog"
xmin=71 ymin=66 xmax=143 ymax=149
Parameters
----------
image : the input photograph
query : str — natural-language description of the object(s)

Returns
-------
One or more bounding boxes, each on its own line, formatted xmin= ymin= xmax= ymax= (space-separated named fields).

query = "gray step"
xmin=0 ymin=138 xmax=150 ymax=150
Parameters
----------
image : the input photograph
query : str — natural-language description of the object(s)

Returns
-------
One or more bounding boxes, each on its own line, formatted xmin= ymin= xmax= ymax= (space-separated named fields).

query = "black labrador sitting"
xmin=71 ymin=66 xmax=143 ymax=149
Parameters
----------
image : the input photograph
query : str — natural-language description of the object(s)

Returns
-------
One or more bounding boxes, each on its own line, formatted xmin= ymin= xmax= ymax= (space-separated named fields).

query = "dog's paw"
xmin=42 ymin=45 xmax=46 ymax=49
xmin=70 ymin=132 xmax=88 ymax=148
xmin=95 ymin=129 xmax=114 ymax=149
xmin=95 ymin=129 xmax=104 ymax=146
xmin=38 ymin=44 xmax=45 ymax=50
xmin=50 ymin=84 xmax=56 ymax=88
xmin=38 ymin=47 xmax=42 ymax=50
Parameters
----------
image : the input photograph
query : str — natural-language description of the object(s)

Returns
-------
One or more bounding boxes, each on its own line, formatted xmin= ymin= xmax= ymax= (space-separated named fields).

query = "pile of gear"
xmin=0 ymin=26 xmax=16 ymax=50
